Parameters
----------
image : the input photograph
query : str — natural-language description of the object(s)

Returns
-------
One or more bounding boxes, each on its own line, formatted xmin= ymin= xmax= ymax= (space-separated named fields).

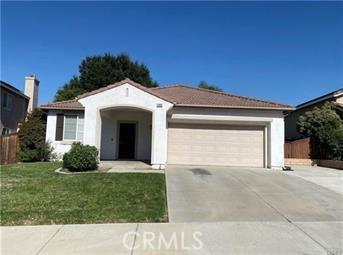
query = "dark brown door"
xmin=118 ymin=123 xmax=136 ymax=159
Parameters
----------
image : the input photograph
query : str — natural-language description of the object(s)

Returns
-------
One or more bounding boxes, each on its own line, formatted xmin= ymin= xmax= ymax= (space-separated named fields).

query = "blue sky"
xmin=1 ymin=1 xmax=342 ymax=106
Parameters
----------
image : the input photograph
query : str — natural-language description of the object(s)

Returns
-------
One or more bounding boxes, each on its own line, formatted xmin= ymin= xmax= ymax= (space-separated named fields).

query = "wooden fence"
xmin=0 ymin=133 xmax=20 ymax=165
xmin=285 ymin=137 xmax=312 ymax=159
xmin=285 ymin=137 xmax=327 ymax=159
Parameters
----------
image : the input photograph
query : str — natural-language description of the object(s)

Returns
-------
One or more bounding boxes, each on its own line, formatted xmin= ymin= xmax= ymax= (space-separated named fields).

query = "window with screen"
xmin=63 ymin=115 xmax=84 ymax=140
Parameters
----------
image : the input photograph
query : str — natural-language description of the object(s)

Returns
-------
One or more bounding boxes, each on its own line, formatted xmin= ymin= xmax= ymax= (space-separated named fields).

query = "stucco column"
xmin=270 ymin=118 xmax=285 ymax=170
xmin=151 ymin=108 xmax=168 ymax=169
xmin=83 ymin=106 xmax=101 ymax=150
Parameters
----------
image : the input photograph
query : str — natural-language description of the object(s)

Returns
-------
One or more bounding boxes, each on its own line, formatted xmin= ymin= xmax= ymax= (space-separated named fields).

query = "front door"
xmin=118 ymin=123 xmax=136 ymax=159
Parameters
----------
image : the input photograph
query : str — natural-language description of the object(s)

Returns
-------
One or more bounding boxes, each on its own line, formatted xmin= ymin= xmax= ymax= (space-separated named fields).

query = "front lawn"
xmin=1 ymin=162 xmax=167 ymax=226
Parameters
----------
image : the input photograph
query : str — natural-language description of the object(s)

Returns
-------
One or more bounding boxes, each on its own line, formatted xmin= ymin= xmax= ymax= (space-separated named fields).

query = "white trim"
xmin=264 ymin=125 xmax=268 ymax=168
xmin=175 ymin=104 xmax=294 ymax=111
xmin=169 ymin=113 xmax=273 ymax=124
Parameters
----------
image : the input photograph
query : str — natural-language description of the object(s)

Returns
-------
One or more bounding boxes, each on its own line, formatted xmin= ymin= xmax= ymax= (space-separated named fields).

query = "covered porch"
xmin=78 ymin=80 xmax=173 ymax=169
xmin=99 ymin=107 xmax=152 ymax=162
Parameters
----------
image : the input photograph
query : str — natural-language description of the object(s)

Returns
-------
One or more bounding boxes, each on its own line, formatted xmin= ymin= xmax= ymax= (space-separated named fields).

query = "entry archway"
xmin=99 ymin=106 xmax=152 ymax=161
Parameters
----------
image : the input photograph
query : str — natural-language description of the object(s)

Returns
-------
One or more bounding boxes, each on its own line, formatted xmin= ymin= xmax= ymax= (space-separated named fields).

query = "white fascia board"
xmin=169 ymin=114 xmax=273 ymax=124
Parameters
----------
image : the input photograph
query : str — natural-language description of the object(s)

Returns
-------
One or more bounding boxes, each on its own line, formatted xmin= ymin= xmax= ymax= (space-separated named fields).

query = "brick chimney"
xmin=24 ymin=74 xmax=39 ymax=112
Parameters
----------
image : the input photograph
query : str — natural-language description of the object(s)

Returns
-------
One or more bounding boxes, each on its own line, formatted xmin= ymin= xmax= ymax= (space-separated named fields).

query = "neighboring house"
xmin=0 ymin=76 xmax=39 ymax=135
xmin=285 ymin=88 xmax=343 ymax=141
xmin=41 ymin=79 xmax=293 ymax=170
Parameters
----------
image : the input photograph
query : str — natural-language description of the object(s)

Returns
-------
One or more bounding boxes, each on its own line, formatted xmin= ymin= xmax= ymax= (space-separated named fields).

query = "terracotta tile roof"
xmin=40 ymin=79 xmax=294 ymax=111
xmin=153 ymin=85 xmax=294 ymax=110
xmin=40 ymin=99 xmax=84 ymax=110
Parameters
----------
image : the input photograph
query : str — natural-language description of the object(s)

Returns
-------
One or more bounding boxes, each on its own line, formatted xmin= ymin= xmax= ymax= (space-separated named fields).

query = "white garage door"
xmin=167 ymin=123 xmax=265 ymax=167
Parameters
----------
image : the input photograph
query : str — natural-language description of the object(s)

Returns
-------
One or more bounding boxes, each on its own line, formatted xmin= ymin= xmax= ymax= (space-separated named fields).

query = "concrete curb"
xmin=54 ymin=167 xmax=164 ymax=174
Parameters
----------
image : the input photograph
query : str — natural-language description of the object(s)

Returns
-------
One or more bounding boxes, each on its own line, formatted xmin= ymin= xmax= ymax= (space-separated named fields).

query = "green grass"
xmin=1 ymin=162 xmax=167 ymax=226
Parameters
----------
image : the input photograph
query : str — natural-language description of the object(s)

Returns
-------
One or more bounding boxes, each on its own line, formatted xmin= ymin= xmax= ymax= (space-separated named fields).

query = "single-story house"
xmin=285 ymin=88 xmax=343 ymax=141
xmin=41 ymin=79 xmax=293 ymax=170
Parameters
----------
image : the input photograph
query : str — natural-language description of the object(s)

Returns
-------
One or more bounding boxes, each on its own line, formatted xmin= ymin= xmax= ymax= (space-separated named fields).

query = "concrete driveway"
xmin=166 ymin=165 xmax=343 ymax=223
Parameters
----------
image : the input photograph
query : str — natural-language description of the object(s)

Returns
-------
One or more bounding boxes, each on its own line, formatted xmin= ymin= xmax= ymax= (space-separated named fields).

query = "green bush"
xmin=18 ymin=109 xmax=53 ymax=162
xmin=63 ymin=142 xmax=98 ymax=171
xmin=297 ymin=102 xmax=343 ymax=160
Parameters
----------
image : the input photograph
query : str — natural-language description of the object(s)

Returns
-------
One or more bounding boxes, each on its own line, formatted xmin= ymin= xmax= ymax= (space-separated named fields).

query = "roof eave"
xmin=1 ymin=83 xmax=30 ymax=100
xmin=296 ymin=89 xmax=343 ymax=110
xmin=40 ymin=106 xmax=85 ymax=111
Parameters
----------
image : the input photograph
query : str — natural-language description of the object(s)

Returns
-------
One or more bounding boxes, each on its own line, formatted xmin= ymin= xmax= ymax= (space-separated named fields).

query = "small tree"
xmin=17 ymin=109 xmax=53 ymax=162
xmin=198 ymin=81 xmax=223 ymax=92
xmin=54 ymin=76 xmax=86 ymax=102
xmin=297 ymin=102 xmax=343 ymax=160
xmin=54 ymin=53 xmax=158 ymax=101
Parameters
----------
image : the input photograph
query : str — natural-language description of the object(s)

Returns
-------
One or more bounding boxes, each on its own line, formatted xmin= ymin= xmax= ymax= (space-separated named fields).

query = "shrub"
xmin=63 ymin=142 xmax=98 ymax=171
xmin=297 ymin=102 xmax=343 ymax=160
xmin=18 ymin=109 xmax=53 ymax=162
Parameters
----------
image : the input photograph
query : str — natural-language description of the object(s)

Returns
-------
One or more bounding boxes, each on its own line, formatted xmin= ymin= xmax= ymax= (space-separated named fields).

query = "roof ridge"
xmin=41 ymin=98 xmax=78 ymax=106
xmin=157 ymin=83 xmax=291 ymax=107
xmin=152 ymin=84 xmax=185 ymax=90
xmin=76 ymin=78 xmax=175 ymax=103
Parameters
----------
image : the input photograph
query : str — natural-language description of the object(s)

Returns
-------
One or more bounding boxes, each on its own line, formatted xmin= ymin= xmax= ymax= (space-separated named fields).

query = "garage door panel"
xmin=167 ymin=123 xmax=265 ymax=167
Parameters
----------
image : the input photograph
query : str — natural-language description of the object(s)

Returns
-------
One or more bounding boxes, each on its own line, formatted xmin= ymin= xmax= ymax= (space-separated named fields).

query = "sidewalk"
xmin=1 ymin=221 xmax=342 ymax=254
xmin=284 ymin=165 xmax=343 ymax=195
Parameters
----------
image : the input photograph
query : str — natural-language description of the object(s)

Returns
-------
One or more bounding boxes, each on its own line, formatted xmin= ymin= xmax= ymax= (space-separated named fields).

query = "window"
xmin=2 ymin=92 xmax=12 ymax=110
xmin=63 ymin=115 xmax=84 ymax=140
xmin=2 ymin=128 xmax=10 ymax=135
